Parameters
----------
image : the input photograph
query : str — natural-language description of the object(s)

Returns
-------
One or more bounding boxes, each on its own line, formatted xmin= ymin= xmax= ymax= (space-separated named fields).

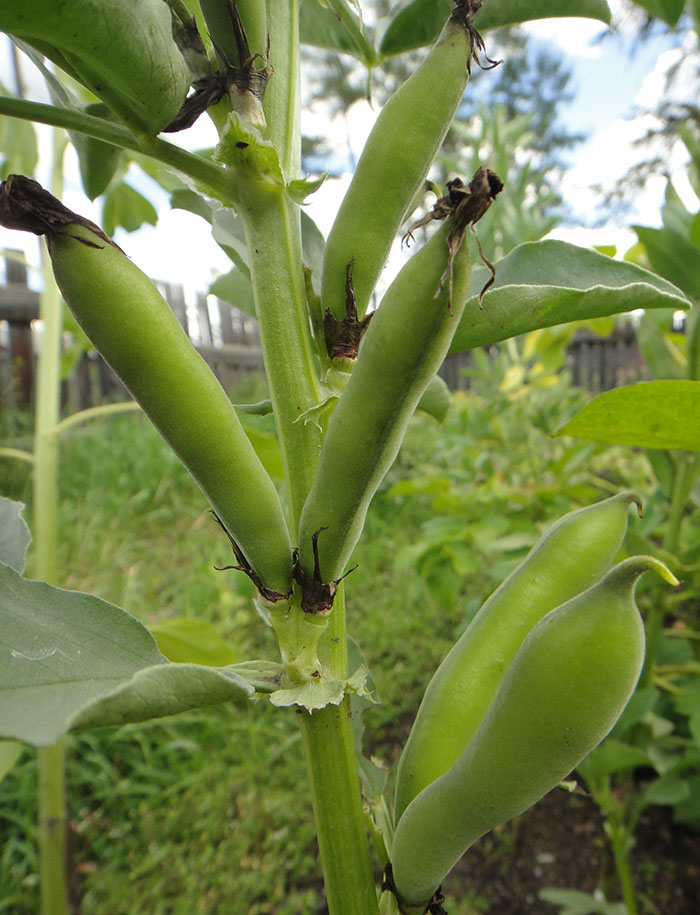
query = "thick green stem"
xmin=594 ymin=780 xmax=638 ymax=915
xmin=299 ymin=700 xmax=379 ymax=915
xmin=237 ymin=188 xmax=322 ymax=523
xmin=33 ymin=134 xmax=70 ymax=915
xmin=38 ymin=739 xmax=70 ymax=915
xmin=608 ymin=819 xmax=638 ymax=915
xmin=264 ymin=0 xmax=302 ymax=179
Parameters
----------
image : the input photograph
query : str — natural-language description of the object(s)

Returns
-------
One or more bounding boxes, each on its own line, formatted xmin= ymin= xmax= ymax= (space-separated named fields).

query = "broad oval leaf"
xmin=0 ymin=498 xmax=30 ymax=574
xmin=416 ymin=373 xmax=451 ymax=422
xmin=148 ymin=617 xmax=238 ymax=666
xmin=629 ymin=0 xmax=685 ymax=27
xmin=0 ymin=563 xmax=252 ymax=746
xmin=300 ymin=0 xmax=377 ymax=64
xmin=380 ymin=0 xmax=611 ymax=57
xmin=102 ymin=181 xmax=158 ymax=236
xmin=449 ymin=240 xmax=689 ymax=354
xmin=554 ymin=380 xmax=700 ymax=450
xmin=633 ymin=224 xmax=700 ymax=300
xmin=209 ymin=266 xmax=256 ymax=317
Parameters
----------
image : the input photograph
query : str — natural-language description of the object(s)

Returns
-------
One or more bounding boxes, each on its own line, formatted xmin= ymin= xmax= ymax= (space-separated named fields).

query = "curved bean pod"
xmin=0 ymin=0 xmax=191 ymax=133
xmin=298 ymin=215 xmax=471 ymax=588
xmin=394 ymin=491 xmax=641 ymax=821
xmin=391 ymin=556 xmax=677 ymax=908
xmin=45 ymin=218 xmax=292 ymax=595
xmin=321 ymin=4 xmax=473 ymax=321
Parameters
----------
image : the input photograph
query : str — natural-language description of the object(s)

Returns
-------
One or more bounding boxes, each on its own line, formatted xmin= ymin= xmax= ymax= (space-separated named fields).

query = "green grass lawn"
xmin=0 ymin=374 xmax=657 ymax=913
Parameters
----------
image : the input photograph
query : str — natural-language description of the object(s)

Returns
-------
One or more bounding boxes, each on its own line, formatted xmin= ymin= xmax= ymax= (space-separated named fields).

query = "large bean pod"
xmin=0 ymin=0 xmax=191 ymax=133
xmin=297 ymin=217 xmax=470 ymax=586
xmin=394 ymin=491 xmax=641 ymax=821
xmin=321 ymin=4 xmax=473 ymax=320
xmin=391 ymin=556 xmax=676 ymax=909
xmin=47 ymin=221 xmax=292 ymax=596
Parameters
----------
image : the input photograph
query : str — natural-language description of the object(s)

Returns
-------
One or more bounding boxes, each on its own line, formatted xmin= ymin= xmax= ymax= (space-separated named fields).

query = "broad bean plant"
xmin=0 ymin=1 xmax=689 ymax=913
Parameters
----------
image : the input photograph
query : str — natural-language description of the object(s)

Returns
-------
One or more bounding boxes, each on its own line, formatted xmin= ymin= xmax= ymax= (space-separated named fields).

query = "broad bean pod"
xmin=15 ymin=188 xmax=293 ymax=596
xmin=391 ymin=556 xmax=677 ymax=909
xmin=0 ymin=0 xmax=191 ymax=134
xmin=321 ymin=2 xmax=475 ymax=321
xmin=297 ymin=213 xmax=471 ymax=588
xmin=394 ymin=491 xmax=641 ymax=821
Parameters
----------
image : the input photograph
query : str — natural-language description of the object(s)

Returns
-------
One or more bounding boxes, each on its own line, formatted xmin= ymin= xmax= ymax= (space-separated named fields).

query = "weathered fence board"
xmin=0 ymin=254 xmax=264 ymax=412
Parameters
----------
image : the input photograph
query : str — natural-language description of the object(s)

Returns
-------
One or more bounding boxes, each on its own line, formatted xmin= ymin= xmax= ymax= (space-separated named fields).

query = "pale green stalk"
xmin=242 ymin=6 xmax=378 ymax=911
xmin=264 ymin=0 xmax=302 ymax=179
xmin=33 ymin=132 xmax=70 ymax=915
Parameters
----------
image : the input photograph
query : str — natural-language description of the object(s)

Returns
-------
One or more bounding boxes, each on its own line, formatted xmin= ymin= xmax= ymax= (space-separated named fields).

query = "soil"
xmin=443 ymin=787 xmax=700 ymax=914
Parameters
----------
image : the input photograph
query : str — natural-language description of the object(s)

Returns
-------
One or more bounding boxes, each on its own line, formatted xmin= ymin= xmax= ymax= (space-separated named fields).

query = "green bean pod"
xmin=321 ymin=5 xmax=472 ymax=320
xmin=298 ymin=217 xmax=470 ymax=585
xmin=0 ymin=0 xmax=191 ymax=133
xmin=394 ymin=491 xmax=641 ymax=821
xmin=391 ymin=556 xmax=677 ymax=909
xmin=47 ymin=222 xmax=293 ymax=596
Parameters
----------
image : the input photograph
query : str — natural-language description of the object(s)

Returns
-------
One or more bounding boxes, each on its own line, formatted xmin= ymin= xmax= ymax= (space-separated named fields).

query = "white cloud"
xmin=522 ymin=17 xmax=607 ymax=59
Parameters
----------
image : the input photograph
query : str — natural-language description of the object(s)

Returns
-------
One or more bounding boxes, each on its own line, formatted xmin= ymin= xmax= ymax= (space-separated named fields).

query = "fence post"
xmin=4 ymin=252 xmax=35 ymax=408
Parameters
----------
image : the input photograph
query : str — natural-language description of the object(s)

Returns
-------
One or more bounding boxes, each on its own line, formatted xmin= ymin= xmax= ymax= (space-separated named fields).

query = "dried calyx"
xmin=404 ymin=167 xmax=504 ymax=304
xmin=453 ymin=0 xmax=500 ymax=74
xmin=323 ymin=262 xmax=373 ymax=361
xmin=293 ymin=528 xmax=356 ymax=614
xmin=166 ymin=0 xmax=270 ymax=132
xmin=0 ymin=174 xmax=118 ymax=249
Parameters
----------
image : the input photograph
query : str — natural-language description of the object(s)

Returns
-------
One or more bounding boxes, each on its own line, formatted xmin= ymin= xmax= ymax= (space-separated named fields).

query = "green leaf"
xmin=229 ymin=659 xmax=285 ymax=693
xmin=633 ymin=224 xmax=700 ymax=300
xmin=636 ymin=310 xmax=684 ymax=381
xmin=171 ymin=188 xmax=216 ymax=223
xmin=0 ymin=562 xmax=252 ymax=746
xmin=555 ymin=380 xmax=700 ymax=450
xmin=234 ymin=399 xmax=273 ymax=416
xmin=212 ymin=208 xmax=250 ymax=275
xmin=380 ymin=0 xmax=611 ymax=56
xmin=287 ymin=173 xmax=327 ymax=203
xmin=241 ymin=424 xmax=285 ymax=480
xmin=300 ymin=0 xmax=377 ymax=63
xmin=0 ymin=740 xmax=23 ymax=783
xmin=102 ymin=181 xmax=158 ymax=236
xmin=577 ymin=739 xmax=651 ymax=783
xmin=629 ymin=0 xmax=685 ymax=26
xmin=72 ymin=103 xmax=123 ymax=200
xmin=450 ymin=240 xmax=689 ymax=354
xmin=148 ymin=617 xmax=238 ymax=666
xmin=416 ymin=374 xmax=451 ymax=422
xmin=0 ymin=499 xmax=31 ymax=574
xmin=209 ymin=266 xmax=256 ymax=318
xmin=539 ymin=888 xmax=626 ymax=915
xmin=640 ymin=772 xmax=691 ymax=807
xmin=0 ymin=93 xmax=38 ymax=179
xmin=301 ymin=209 xmax=326 ymax=291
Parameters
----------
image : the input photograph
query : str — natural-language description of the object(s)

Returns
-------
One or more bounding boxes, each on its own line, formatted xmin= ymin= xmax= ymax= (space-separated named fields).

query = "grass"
xmin=0 ymin=370 xmax=658 ymax=913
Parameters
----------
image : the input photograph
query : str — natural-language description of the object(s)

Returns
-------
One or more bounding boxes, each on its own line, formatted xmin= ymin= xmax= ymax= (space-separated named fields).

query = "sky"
xmin=0 ymin=4 xmax=697 ymax=298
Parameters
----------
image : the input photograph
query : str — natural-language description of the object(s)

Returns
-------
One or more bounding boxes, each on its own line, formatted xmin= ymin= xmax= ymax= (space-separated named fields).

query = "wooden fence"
xmin=0 ymin=250 xmax=651 ymax=413
xmin=0 ymin=251 xmax=264 ymax=412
